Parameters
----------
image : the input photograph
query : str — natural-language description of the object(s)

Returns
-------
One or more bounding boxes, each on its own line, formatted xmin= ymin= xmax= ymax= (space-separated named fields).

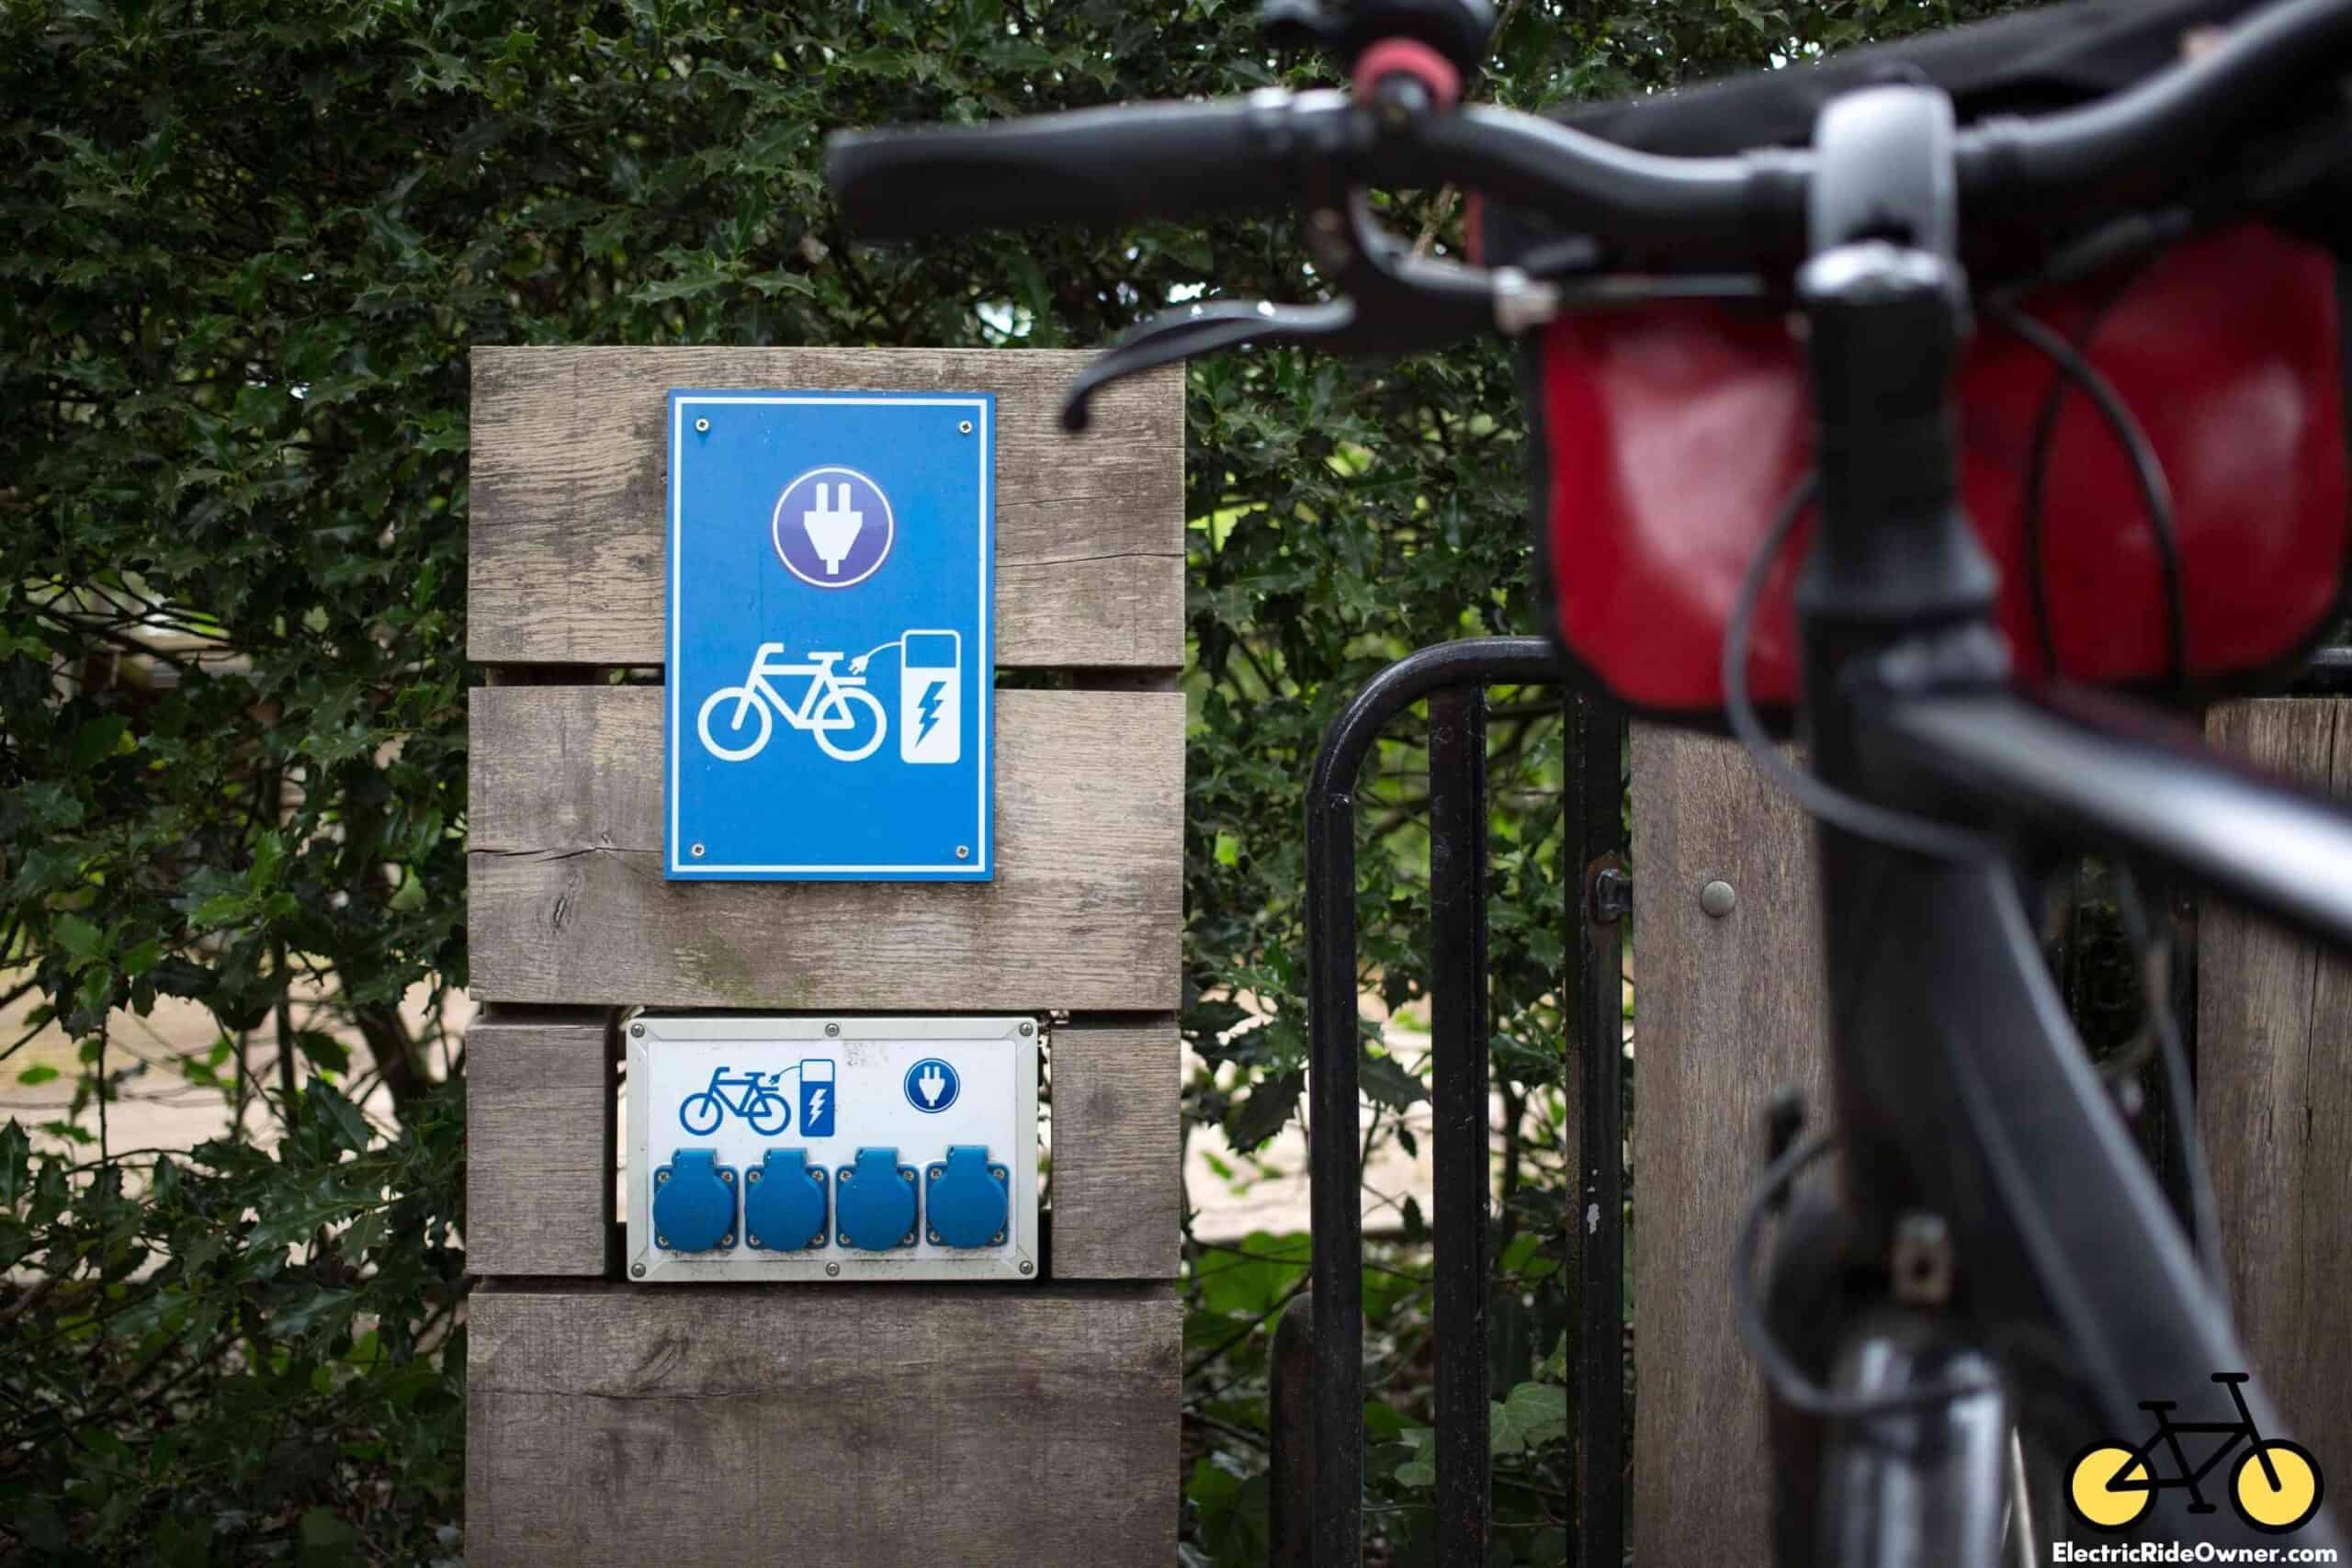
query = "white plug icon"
xmin=800 ymin=481 xmax=864 ymax=576
xmin=916 ymin=1065 xmax=947 ymax=1106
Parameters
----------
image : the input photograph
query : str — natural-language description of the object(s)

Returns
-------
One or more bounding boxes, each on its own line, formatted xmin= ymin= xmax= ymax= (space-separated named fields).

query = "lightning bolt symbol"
xmin=808 ymin=1088 xmax=828 ymax=1121
xmin=915 ymin=679 xmax=948 ymax=747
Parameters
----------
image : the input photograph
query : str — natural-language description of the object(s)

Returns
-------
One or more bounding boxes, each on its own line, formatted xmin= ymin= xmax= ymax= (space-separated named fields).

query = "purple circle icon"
xmin=771 ymin=466 xmax=894 ymax=589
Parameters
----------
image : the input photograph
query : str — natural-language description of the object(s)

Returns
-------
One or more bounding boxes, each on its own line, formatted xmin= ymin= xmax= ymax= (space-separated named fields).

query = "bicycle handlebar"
xmin=829 ymin=94 xmax=1331 ymax=242
xmin=827 ymin=0 xmax=2352 ymax=261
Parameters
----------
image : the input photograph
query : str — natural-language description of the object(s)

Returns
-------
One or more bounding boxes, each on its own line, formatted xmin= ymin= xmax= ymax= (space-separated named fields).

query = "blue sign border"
xmin=664 ymin=390 xmax=994 ymax=880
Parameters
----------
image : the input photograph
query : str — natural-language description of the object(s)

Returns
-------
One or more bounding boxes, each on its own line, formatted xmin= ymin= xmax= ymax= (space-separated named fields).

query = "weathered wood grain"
xmin=2199 ymin=699 xmax=2352 ymax=1467
xmin=467 ymin=685 xmax=1183 ymax=1012
xmin=467 ymin=1280 xmax=1180 ymax=1567
xmin=1048 ymin=1019 xmax=1181 ymax=1279
xmin=465 ymin=1010 xmax=616 ymax=1277
xmin=468 ymin=348 xmax=1183 ymax=670
xmin=1627 ymin=724 xmax=1827 ymax=1564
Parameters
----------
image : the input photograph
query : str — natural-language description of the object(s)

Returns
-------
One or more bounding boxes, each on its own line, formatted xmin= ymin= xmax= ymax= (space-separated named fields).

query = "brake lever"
xmin=1059 ymin=300 xmax=1351 ymax=432
xmin=1061 ymin=193 xmax=1551 ymax=431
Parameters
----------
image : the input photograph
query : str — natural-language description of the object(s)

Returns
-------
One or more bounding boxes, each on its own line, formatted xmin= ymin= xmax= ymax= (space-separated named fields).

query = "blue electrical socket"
xmin=743 ymin=1149 xmax=830 ymax=1251
xmin=834 ymin=1147 xmax=919 ymax=1251
xmin=651 ymin=1149 xmax=737 ymax=1252
xmin=924 ymin=1145 xmax=1010 ymax=1248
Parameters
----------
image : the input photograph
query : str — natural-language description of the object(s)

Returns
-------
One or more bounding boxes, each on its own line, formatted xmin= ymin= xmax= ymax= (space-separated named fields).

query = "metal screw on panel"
xmin=958 ymin=420 xmax=973 ymax=434
xmin=657 ymin=1235 xmax=671 ymax=1248
xmin=1018 ymin=1261 xmax=1035 ymax=1276
xmin=695 ymin=417 xmax=711 ymax=434
xmin=1701 ymin=879 xmax=1737 ymax=918
xmin=722 ymin=1233 xmax=735 ymax=1247
xmin=655 ymin=1169 xmax=670 ymax=1185
xmin=956 ymin=845 xmax=970 ymax=860
xmin=630 ymin=1022 xmax=645 ymax=1038
xmin=720 ymin=1170 xmax=734 ymax=1185
xmin=631 ymin=1263 xmax=647 ymax=1278
xmin=826 ymin=1262 xmax=841 ymax=1277
xmin=748 ymin=1235 xmax=762 ymax=1248
xmin=928 ymin=1229 xmax=942 ymax=1244
xmin=1019 ymin=1021 xmax=1035 ymax=1037
xmin=690 ymin=842 xmax=707 ymax=859
xmin=991 ymin=1230 xmax=1004 ymax=1246
xmin=747 ymin=1168 xmax=762 ymax=1184
xmin=902 ymin=1231 xmax=917 ymax=1247
xmin=824 ymin=1021 xmax=840 ymax=1038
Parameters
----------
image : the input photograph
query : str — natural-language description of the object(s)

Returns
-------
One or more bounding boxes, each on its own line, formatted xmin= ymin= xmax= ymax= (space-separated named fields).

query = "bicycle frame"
xmin=697 ymin=1067 xmax=784 ymax=1116
xmin=735 ymin=643 xmax=866 ymax=730
xmin=1766 ymin=85 xmax=2346 ymax=1560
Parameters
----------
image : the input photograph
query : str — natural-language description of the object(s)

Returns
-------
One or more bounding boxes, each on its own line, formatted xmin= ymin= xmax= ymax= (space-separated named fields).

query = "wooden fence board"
xmin=464 ymin=1015 xmax=1182 ymax=1281
xmin=465 ymin=1010 xmax=616 ymax=1277
xmin=2200 ymin=699 xmax=2352 ymax=1467
xmin=1627 ymin=724 xmax=1826 ymax=1564
xmin=468 ymin=348 xmax=1183 ymax=671
xmin=1048 ymin=1020 xmax=1182 ymax=1279
xmin=467 ymin=686 xmax=1183 ymax=1011
xmin=466 ymin=1281 xmax=1179 ymax=1567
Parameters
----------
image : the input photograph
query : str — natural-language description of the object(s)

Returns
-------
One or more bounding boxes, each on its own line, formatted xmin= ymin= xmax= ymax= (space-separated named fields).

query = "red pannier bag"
xmin=1491 ymin=0 xmax=2352 ymax=728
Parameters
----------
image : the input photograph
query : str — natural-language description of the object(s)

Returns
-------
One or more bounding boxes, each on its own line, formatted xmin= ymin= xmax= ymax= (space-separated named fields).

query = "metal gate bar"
xmin=1568 ymin=688 xmax=1629 ymax=1568
xmin=1278 ymin=636 xmax=1625 ymax=1565
xmin=1429 ymin=684 xmax=1492 ymax=1564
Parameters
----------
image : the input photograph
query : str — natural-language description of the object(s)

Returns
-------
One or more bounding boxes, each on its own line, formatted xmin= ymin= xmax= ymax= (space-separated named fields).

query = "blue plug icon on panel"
xmin=652 ymin=1149 xmax=737 ymax=1252
xmin=743 ymin=1149 xmax=829 ymax=1252
xmin=835 ymin=1147 xmax=919 ymax=1251
xmin=925 ymin=1145 xmax=1010 ymax=1248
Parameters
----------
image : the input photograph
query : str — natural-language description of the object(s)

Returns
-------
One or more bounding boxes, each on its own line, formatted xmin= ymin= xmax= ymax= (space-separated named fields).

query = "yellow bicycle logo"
xmin=2066 ymin=1373 xmax=2324 ymax=1535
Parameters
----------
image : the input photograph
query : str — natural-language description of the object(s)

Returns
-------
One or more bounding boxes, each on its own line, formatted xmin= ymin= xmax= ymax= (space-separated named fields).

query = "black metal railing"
xmin=1267 ymin=636 xmax=1627 ymax=1567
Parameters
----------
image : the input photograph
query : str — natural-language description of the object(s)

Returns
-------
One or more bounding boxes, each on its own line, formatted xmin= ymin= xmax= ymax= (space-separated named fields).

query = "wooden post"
xmin=464 ymin=349 xmax=1185 ymax=1564
xmin=1627 ymin=724 xmax=1827 ymax=1563
xmin=2200 ymin=699 xmax=2352 ymax=1468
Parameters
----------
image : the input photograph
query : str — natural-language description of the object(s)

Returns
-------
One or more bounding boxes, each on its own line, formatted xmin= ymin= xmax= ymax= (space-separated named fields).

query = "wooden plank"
xmin=1627 ymin=724 xmax=1826 ymax=1564
xmin=1049 ymin=1019 xmax=1181 ymax=1279
xmin=468 ymin=348 xmax=1183 ymax=671
xmin=2199 ymin=699 xmax=2352 ymax=1466
xmin=467 ymin=1281 xmax=1180 ymax=1567
xmin=464 ymin=1014 xmax=1184 ymax=1280
xmin=467 ymin=686 xmax=1183 ymax=1012
xmin=465 ymin=1010 xmax=616 ymax=1277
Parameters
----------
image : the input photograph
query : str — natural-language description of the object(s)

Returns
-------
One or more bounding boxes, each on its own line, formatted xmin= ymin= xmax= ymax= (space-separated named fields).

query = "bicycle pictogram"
xmin=678 ymin=1066 xmax=792 ymax=1135
xmin=695 ymin=641 xmax=888 ymax=763
xmin=2066 ymin=1372 xmax=2324 ymax=1535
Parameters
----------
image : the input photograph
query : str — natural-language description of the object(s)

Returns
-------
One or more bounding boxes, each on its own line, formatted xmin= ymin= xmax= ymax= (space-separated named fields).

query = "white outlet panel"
xmin=627 ymin=1014 xmax=1038 ymax=1283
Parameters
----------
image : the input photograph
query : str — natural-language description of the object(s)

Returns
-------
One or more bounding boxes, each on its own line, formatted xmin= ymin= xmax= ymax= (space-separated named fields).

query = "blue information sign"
xmin=665 ymin=390 xmax=993 ymax=880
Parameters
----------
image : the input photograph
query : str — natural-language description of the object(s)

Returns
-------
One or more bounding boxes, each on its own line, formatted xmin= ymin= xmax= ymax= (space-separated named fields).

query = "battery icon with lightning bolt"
xmin=898 ymin=629 xmax=962 ymax=765
xmin=797 ymin=1059 xmax=836 ymax=1137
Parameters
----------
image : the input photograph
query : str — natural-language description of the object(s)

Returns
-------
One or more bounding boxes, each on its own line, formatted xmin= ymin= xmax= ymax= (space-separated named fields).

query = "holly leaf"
xmin=1223 ymin=1069 xmax=1301 ymax=1153
xmin=53 ymin=913 xmax=104 ymax=965
xmin=1357 ymin=1049 xmax=1428 ymax=1111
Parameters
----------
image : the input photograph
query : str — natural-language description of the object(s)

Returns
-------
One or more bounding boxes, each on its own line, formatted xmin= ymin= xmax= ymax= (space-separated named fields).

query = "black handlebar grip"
xmin=826 ymin=96 xmax=1319 ymax=241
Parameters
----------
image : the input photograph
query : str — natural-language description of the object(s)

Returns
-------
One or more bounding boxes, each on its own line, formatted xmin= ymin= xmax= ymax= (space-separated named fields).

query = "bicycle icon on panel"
xmin=695 ymin=641 xmax=887 ymax=763
xmin=678 ymin=1066 xmax=792 ymax=1135
xmin=2066 ymin=1372 xmax=2325 ymax=1535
